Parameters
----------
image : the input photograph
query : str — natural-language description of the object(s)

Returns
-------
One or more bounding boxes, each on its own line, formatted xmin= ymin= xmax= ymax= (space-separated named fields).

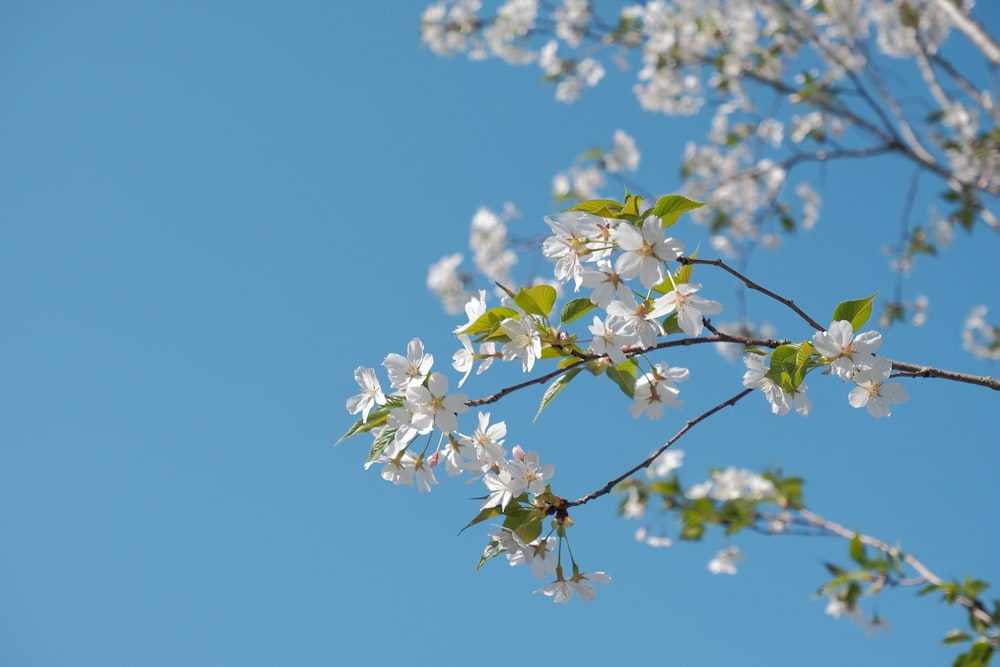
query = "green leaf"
xmin=459 ymin=306 xmax=520 ymax=336
xmin=461 ymin=504 xmax=505 ymax=535
xmin=650 ymin=194 xmax=705 ymax=228
xmin=336 ymin=396 xmax=403 ymax=444
xmin=606 ymin=358 xmax=638 ymax=399
xmin=366 ymin=426 xmax=398 ymax=464
xmin=674 ymin=248 xmax=697 ymax=284
xmin=534 ymin=368 xmax=582 ymax=423
xmin=622 ymin=193 xmax=644 ymax=217
xmin=564 ymin=198 xmax=624 ymax=218
xmin=680 ymin=517 xmax=705 ymax=540
xmin=832 ymin=292 xmax=878 ymax=331
xmin=849 ymin=533 xmax=867 ymax=565
xmin=476 ymin=539 xmax=503 ymax=571
xmin=560 ymin=297 xmax=596 ymax=325
xmin=824 ymin=561 xmax=848 ymax=577
xmin=961 ymin=577 xmax=990 ymax=598
xmin=943 ymin=630 xmax=972 ymax=645
xmin=515 ymin=284 xmax=558 ymax=319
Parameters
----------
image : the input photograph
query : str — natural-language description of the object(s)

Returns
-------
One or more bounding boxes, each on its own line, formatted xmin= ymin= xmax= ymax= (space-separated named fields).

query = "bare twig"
xmin=888 ymin=359 xmax=1000 ymax=391
xmin=931 ymin=0 xmax=1000 ymax=69
xmin=678 ymin=256 xmax=826 ymax=331
xmin=566 ymin=388 xmax=754 ymax=507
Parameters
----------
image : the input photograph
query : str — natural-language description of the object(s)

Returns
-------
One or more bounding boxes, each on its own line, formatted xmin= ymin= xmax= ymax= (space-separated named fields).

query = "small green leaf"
xmin=534 ymin=368 xmax=582 ymax=423
xmin=560 ymin=297 xmax=596 ymax=325
xmin=459 ymin=306 xmax=520 ymax=336
xmin=606 ymin=358 xmax=638 ymax=399
xmin=515 ymin=284 xmax=558 ymax=319
xmin=650 ymin=194 xmax=705 ymax=228
xmin=623 ymin=193 xmax=644 ymax=217
xmin=849 ymin=534 xmax=866 ymax=565
xmin=564 ymin=199 xmax=624 ymax=218
xmin=832 ymin=292 xmax=878 ymax=331
xmin=680 ymin=518 xmax=705 ymax=540
xmin=674 ymin=248 xmax=698 ymax=284
xmin=461 ymin=505 xmax=505 ymax=535
xmin=336 ymin=396 xmax=403 ymax=444
xmin=477 ymin=539 xmax=503 ymax=571
xmin=824 ymin=561 xmax=848 ymax=577
xmin=366 ymin=426 xmax=398 ymax=463
xmin=943 ymin=630 xmax=972 ymax=645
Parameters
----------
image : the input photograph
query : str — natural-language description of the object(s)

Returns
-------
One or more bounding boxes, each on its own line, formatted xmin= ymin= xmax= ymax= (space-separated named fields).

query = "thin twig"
xmin=798 ymin=507 xmax=996 ymax=628
xmin=678 ymin=256 xmax=826 ymax=331
xmin=888 ymin=359 xmax=1000 ymax=391
xmin=566 ymin=388 xmax=754 ymax=507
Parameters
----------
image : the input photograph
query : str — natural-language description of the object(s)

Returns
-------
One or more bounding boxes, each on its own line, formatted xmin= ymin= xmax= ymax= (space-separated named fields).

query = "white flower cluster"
xmin=552 ymin=129 xmax=641 ymax=201
xmin=427 ymin=204 xmax=520 ymax=314
xmin=347 ymin=338 xmax=560 ymax=504
xmin=422 ymin=0 xmax=997 ymax=251
xmin=962 ymin=305 xmax=1000 ymax=361
xmin=687 ymin=467 xmax=776 ymax=502
xmin=540 ymin=210 xmax=713 ymax=417
xmin=744 ymin=320 xmax=909 ymax=418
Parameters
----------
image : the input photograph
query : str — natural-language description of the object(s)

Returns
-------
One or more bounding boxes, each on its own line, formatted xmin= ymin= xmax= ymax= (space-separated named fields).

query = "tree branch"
xmin=566 ymin=388 xmax=754 ymax=508
xmin=888 ymin=359 xmax=1000 ymax=391
xmin=678 ymin=256 xmax=826 ymax=331
xmin=797 ymin=507 xmax=996 ymax=629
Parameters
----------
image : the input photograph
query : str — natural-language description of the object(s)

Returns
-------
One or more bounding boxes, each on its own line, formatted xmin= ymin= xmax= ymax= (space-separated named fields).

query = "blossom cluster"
xmin=346 ymin=335 xmax=615 ymax=602
xmin=420 ymin=0 xmax=999 ymax=300
xmin=743 ymin=318 xmax=909 ymax=419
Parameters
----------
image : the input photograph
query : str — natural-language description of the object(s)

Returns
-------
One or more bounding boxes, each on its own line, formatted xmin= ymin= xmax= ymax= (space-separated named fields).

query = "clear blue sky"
xmin=2 ymin=2 xmax=997 ymax=665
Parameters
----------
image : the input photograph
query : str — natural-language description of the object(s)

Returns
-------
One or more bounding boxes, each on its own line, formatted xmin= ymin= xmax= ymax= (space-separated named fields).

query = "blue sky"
xmin=2 ymin=2 xmax=998 ymax=665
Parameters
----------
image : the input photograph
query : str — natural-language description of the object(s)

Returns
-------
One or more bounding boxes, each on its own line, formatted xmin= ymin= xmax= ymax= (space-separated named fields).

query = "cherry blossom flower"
xmin=405 ymin=371 xmax=469 ymax=433
xmin=629 ymin=372 xmax=681 ymax=420
xmin=440 ymin=434 xmax=478 ymax=477
xmin=848 ymin=357 xmax=908 ymax=418
xmin=656 ymin=283 xmax=723 ymax=336
xmin=708 ymin=546 xmax=745 ymax=575
xmin=494 ymin=527 xmax=559 ymax=579
xmin=458 ymin=412 xmax=507 ymax=469
xmin=812 ymin=320 xmax=882 ymax=381
xmin=606 ymin=292 xmax=672 ymax=349
xmin=688 ymin=468 xmax=775 ymax=501
xmin=482 ymin=467 xmax=521 ymax=510
xmin=535 ymin=567 xmax=611 ymax=603
xmin=588 ymin=315 xmax=637 ymax=365
xmin=413 ymin=454 xmax=438 ymax=493
xmin=648 ymin=449 xmax=684 ymax=479
xmin=385 ymin=402 xmax=434 ymax=456
xmin=365 ymin=450 xmax=418 ymax=488
xmin=427 ymin=253 xmax=471 ymax=315
xmin=499 ymin=316 xmax=543 ymax=372
xmin=742 ymin=354 xmax=791 ymax=416
xmin=452 ymin=335 xmax=497 ymax=387
xmin=453 ymin=289 xmax=488 ymax=334
xmin=623 ymin=487 xmax=646 ymax=519
xmin=383 ymin=337 xmax=435 ymax=390
xmin=613 ymin=217 xmax=685 ymax=288
xmin=346 ymin=366 xmax=386 ymax=423
xmin=542 ymin=211 xmax=606 ymax=289
xmin=509 ymin=446 xmax=554 ymax=495
xmin=579 ymin=260 xmax=630 ymax=308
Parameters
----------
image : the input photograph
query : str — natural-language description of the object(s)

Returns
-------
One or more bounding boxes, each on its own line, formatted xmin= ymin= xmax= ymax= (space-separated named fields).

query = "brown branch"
xmin=565 ymin=388 xmax=754 ymax=508
xmin=888 ymin=359 xmax=1000 ymax=391
xmin=678 ymin=256 xmax=826 ymax=331
xmin=798 ymin=508 xmax=996 ymax=629
xmin=466 ymin=357 xmax=589 ymax=407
